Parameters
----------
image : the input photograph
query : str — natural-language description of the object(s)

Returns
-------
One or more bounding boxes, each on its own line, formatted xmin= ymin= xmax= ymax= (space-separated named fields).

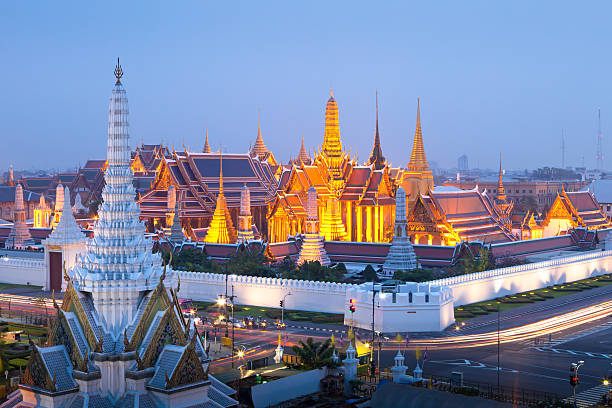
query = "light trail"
xmin=401 ymin=299 xmax=612 ymax=350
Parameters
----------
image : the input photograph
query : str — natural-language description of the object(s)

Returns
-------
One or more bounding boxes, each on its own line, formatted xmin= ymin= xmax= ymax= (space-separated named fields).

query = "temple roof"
xmin=138 ymin=151 xmax=277 ymax=221
xmin=409 ymin=189 xmax=514 ymax=244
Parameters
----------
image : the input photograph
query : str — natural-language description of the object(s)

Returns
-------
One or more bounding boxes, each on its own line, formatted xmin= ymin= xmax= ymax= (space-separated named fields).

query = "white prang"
xmin=297 ymin=187 xmax=330 ymax=266
xmin=46 ymin=187 xmax=86 ymax=245
xmin=6 ymin=184 xmax=32 ymax=249
xmin=382 ymin=187 xmax=418 ymax=277
xmin=71 ymin=78 xmax=164 ymax=337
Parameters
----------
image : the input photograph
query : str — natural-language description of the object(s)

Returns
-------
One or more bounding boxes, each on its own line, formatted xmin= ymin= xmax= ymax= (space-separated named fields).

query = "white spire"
xmin=45 ymin=187 xmax=86 ymax=244
xmin=72 ymin=62 xmax=163 ymax=336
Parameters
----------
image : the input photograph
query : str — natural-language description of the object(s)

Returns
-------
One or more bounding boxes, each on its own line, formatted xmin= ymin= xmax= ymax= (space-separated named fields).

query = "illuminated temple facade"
xmin=268 ymin=92 xmax=433 ymax=243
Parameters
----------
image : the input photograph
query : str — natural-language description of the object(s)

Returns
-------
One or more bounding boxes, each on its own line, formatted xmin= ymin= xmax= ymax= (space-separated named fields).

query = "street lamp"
xmin=280 ymin=292 xmax=292 ymax=326
xmin=218 ymin=285 xmax=237 ymax=368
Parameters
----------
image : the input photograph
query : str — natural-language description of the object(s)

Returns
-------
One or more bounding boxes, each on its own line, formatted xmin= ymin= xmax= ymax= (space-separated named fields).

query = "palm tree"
xmin=291 ymin=337 xmax=335 ymax=370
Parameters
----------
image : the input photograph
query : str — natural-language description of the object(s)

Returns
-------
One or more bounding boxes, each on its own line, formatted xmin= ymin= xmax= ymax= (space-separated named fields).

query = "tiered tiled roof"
xmin=408 ymin=188 xmax=514 ymax=245
xmin=138 ymin=150 xmax=277 ymax=224
xmin=543 ymin=189 xmax=611 ymax=230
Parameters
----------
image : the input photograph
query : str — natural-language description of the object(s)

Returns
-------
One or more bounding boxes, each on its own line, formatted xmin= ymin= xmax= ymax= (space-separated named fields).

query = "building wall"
xmin=344 ymin=282 xmax=455 ymax=333
xmin=430 ymin=250 xmax=612 ymax=306
xmin=0 ymin=255 xmax=46 ymax=287
xmin=176 ymin=271 xmax=356 ymax=314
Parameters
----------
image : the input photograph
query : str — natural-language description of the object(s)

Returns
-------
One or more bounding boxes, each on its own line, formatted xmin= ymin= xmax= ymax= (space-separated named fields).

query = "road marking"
xmin=564 ymin=384 xmax=612 ymax=407
xmin=533 ymin=347 xmax=612 ymax=359
xmin=428 ymin=359 xmax=518 ymax=373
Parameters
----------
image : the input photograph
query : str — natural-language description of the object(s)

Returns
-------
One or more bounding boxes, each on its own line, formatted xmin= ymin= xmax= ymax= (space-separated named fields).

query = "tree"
xmin=392 ymin=268 xmax=433 ymax=282
xmin=291 ymin=337 xmax=336 ymax=370
xmin=226 ymin=245 xmax=275 ymax=277
xmin=362 ymin=265 xmax=377 ymax=282
xmin=282 ymin=261 xmax=344 ymax=282
xmin=463 ymin=247 xmax=491 ymax=274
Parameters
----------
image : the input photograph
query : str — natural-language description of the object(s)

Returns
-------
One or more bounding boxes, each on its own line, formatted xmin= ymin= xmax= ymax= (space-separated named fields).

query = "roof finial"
xmin=330 ymin=86 xmax=334 ymax=98
xmin=114 ymin=57 xmax=123 ymax=84
xmin=219 ymin=147 xmax=224 ymax=196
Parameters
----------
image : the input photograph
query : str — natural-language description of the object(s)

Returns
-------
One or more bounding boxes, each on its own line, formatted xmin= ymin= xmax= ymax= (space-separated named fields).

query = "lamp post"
xmin=497 ymin=301 xmax=501 ymax=393
xmin=371 ymin=280 xmax=379 ymax=374
xmin=217 ymin=283 xmax=237 ymax=368
xmin=570 ymin=360 xmax=585 ymax=406
xmin=280 ymin=292 xmax=292 ymax=326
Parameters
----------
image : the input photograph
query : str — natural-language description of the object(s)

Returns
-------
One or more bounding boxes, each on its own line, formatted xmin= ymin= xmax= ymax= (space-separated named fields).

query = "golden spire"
xmin=368 ymin=90 xmax=385 ymax=170
xmin=114 ymin=57 xmax=123 ymax=84
xmin=322 ymin=90 xmax=342 ymax=158
xmin=203 ymin=129 xmax=211 ymax=153
xmin=204 ymin=149 xmax=237 ymax=243
xmin=252 ymin=112 xmax=268 ymax=158
xmin=497 ymin=152 xmax=506 ymax=201
xmin=407 ymin=98 xmax=429 ymax=171
xmin=298 ymin=135 xmax=310 ymax=164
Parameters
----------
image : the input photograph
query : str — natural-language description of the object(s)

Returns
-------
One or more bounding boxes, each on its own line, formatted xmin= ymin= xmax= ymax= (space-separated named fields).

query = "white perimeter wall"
xmin=0 ymin=257 xmax=45 ymax=287
xmin=177 ymin=271 xmax=355 ymax=314
xmin=430 ymin=250 xmax=612 ymax=306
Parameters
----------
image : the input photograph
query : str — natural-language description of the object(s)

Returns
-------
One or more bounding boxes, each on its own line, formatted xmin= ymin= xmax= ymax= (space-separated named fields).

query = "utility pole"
xmin=561 ymin=129 xmax=566 ymax=169
xmin=370 ymin=279 xmax=379 ymax=376
xmin=597 ymin=107 xmax=604 ymax=170
xmin=497 ymin=301 xmax=501 ymax=393
xmin=280 ymin=293 xmax=292 ymax=327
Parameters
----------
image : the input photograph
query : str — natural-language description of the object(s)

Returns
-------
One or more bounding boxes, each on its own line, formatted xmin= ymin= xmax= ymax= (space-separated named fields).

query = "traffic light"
xmin=569 ymin=365 xmax=579 ymax=387
xmin=280 ymin=300 xmax=284 ymax=308
xmin=349 ymin=298 xmax=356 ymax=313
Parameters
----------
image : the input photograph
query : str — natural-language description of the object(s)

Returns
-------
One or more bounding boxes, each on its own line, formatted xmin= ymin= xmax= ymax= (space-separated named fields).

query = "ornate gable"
xmin=140 ymin=306 xmax=187 ymax=369
xmin=125 ymin=279 xmax=173 ymax=352
xmin=49 ymin=308 xmax=85 ymax=370
xmin=407 ymin=196 xmax=440 ymax=234
xmin=61 ymin=280 xmax=98 ymax=351
xmin=22 ymin=345 xmax=57 ymax=392
xmin=166 ymin=336 xmax=207 ymax=389
xmin=543 ymin=192 xmax=578 ymax=227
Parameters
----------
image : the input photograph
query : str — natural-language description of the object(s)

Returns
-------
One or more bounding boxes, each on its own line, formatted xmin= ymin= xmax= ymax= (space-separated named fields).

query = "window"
xmin=409 ymin=292 xmax=413 ymax=303
xmin=425 ymin=294 xmax=429 ymax=303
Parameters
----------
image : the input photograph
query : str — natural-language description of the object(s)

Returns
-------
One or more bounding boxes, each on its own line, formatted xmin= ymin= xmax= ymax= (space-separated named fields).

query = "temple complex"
xmin=268 ymin=91 xmax=400 ymax=244
xmin=382 ymin=187 xmax=418 ymax=277
xmin=297 ymin=187 xmax=330 ymax=265
xmin=204 ymin=155 xmax=238 ymax=244
xmin=5 ymin=184 xmax=32 ymax=249
xmin=2 ymin=61 xmax=237 ymax=407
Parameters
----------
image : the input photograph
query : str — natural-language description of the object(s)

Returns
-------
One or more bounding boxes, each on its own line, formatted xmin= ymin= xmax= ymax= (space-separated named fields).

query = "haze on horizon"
xmin=2 ymin=1 xmax=612 ymax=173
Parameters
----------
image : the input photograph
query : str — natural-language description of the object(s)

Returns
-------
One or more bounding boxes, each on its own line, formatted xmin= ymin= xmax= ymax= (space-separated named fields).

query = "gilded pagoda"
xmin=268 ymin=92 xmax=432 ymax=243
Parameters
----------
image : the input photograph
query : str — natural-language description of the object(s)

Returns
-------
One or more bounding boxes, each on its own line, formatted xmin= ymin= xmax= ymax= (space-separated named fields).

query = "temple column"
xmin=356 ymin=206 xmax=362 ymax=242
xmin=379 ymin=206 xmax=385 ymax=242
xmin=374 ymin=206 xmax=379 ymax=242
xmin=366 ymin=206 xmax=372 ymax=242
xmin=346 ymin=201 xmax=352 ymax=241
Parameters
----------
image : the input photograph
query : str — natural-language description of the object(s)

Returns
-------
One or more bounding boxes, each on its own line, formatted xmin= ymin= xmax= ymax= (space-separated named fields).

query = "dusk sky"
xmin=2 ymin=1 xmax=612 ymax=172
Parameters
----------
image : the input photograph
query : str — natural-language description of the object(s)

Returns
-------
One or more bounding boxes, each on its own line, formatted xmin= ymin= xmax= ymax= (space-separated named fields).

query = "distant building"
xmin=458 ymin=154 xmax=468 ymax=172
xmin=443 ymin=178 xmax=589 ymax=213
xmin=584 ymin=179 xmax=612 ymax=218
